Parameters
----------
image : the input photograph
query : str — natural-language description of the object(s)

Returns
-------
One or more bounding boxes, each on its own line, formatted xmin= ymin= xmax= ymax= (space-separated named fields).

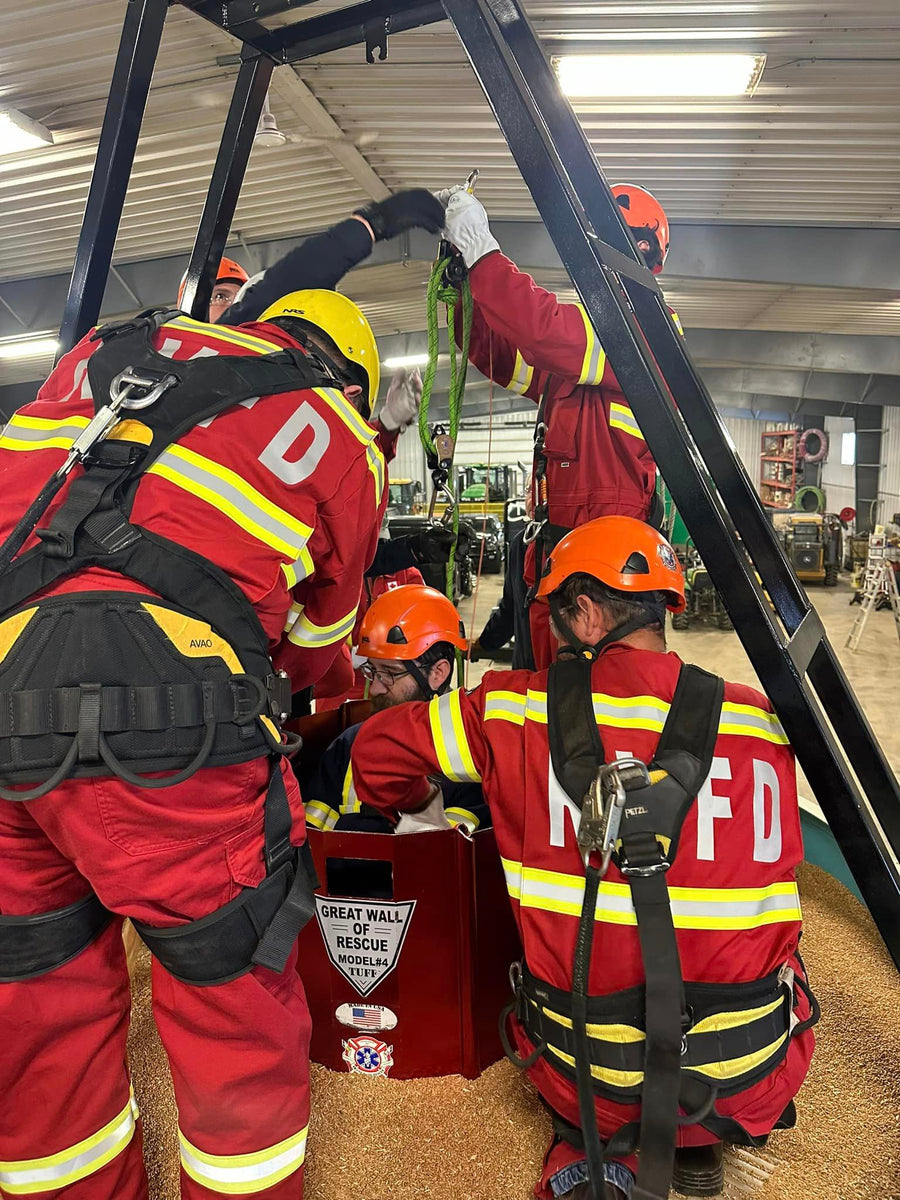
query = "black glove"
xmin=408 ymin=525 xmax=456 ymax=565
xmin=355 ymin=190 xmax=445 ymax=242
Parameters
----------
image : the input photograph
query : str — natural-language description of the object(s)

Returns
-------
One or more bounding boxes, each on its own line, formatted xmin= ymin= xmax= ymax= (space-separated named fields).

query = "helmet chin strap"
xmin=549 ymin=596 xmax=666 ymax=662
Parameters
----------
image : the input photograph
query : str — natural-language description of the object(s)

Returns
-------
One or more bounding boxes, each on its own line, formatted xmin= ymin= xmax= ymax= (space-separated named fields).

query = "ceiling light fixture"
xmin=382 ymin=353 xmax=430 ymax=369
xmin=554 ymin=53 xmax=766 ymax=98
xmin=0 ymin=108 xmax=54 ymax=155
xmin=0 ymin=336 xmax=59 ymax=360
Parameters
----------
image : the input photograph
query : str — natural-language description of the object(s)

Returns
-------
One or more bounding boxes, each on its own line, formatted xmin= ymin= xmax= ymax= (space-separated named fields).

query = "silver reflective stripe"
xmin=0 ymin=1092 xmax=138 ymax=1195
xmin=179 ymin=1125 xmax=308 ymax=1195
xmin=609 ymin=402 xmax=644 ymax=439
xmin=484 ymin=692 xmax=527 ymax=723
xmin=720 ymin=703 xmax=788 ymax=744
xmin=0 ymin=417 xmax=89 ymax=448
xmin=592 ymin=693 xmax=669 ymax=730
xmin=509 ymin=352 xmax=534 ymax=395
xmin=429 ymin=691 xmax=481 ymax=783
xmin=501 ymin=860 xmax=802 ymax=930
xmin=285 ymin=605 xmax=357 ymax=649
xmin=150 ymin=447 xmax=311 ymax=560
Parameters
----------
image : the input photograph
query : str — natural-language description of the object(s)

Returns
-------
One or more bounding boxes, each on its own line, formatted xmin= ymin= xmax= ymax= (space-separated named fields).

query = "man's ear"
xmin=430 ymin=658 xmax=453 ymax=692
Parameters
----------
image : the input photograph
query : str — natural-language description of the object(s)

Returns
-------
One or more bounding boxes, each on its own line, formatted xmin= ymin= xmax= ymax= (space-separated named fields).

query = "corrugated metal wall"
xmin=455 ymin=423 xmax=534 ymax=469
xmin=388 ymin=430 xmax=427 ymax=486
xmin=722 ymin=416 xmax=764 ymax=479
xmin=880 ymin=408 xmax=900 ymax=524
xmin=821 ymin=416 xmax=856 ymax=516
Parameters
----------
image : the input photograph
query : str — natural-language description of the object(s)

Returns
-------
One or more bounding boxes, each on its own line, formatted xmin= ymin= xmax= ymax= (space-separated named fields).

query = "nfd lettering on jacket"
xmin=548 ymin=752 xmax=783 ymax=865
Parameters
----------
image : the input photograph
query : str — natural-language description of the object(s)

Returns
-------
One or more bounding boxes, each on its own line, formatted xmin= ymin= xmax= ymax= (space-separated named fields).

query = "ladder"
xmin=53 ymin=0 xmax=900 ymax=971
xmin=847 ymin=531 xmax=900 ymax=652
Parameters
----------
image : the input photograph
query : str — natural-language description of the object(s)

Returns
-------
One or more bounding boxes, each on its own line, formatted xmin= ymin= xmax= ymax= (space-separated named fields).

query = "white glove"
xmin=379 ymin=366 xmax=423 ymax=432
xmin=440 ymin=189 xmax=500 ymax=268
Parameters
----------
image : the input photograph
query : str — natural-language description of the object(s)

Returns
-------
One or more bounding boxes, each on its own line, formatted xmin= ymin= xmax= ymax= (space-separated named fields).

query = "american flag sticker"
xmin=335 ymin=1002 xmax=398 ymax=1032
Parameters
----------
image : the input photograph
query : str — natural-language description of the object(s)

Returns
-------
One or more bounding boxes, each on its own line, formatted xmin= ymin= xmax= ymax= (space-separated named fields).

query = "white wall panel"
xmin=880 ymin=407 xmax=900 ymax=524
xmin=821 ymin=416 xmax=856 ymax=515
xmin=455 ymin=424 xmax=533 ymax=469
xmin=722 ymin=416 xmax=764 ymax=480
xmin=388 ymin=430 xmax=427 ymax=486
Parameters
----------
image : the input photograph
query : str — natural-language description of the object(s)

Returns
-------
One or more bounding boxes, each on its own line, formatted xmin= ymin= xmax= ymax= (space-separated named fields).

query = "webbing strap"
xmin=0 ymin=893 xmax=114 ymax=982
xmin=547 ymin=656 xmax=605 ymax=811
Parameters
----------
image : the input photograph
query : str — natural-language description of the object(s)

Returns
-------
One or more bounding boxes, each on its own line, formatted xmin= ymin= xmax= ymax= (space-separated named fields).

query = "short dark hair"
xmin=553 ymin=572 xmax=665 ymax=633
xmin=266 ymin=315 xmax=370 ymax=405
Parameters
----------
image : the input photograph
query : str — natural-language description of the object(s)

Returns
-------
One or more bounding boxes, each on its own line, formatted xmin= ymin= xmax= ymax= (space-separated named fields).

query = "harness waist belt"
xmin=517 ymin=963 xmax=796 ymax=1103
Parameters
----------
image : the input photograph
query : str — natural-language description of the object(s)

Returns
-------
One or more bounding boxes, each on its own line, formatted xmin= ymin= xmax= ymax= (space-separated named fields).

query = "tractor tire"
xmin=672 ymin=612 xmax=690 ymax=631
xmin=824 ymin=563 xmax=839 ymax=587
xmin=717 ymin=612 xmax=734 ymax=631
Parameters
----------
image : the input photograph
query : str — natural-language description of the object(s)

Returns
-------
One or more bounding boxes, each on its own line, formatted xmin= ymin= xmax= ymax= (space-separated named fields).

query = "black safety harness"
xmin=500 ymin=647 xmax=818 ymax=1200
xmin=0 ymin=309 xmax=342 ymax=984
xmin=523 ymin=385 xmax=666 ymax=608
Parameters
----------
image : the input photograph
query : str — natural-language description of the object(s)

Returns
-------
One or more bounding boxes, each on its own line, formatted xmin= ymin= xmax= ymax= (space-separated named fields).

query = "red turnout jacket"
xmin=0 ymin=313 xmax=387 ymax=692
xmin=349 ymin=643 xmax=815 ymax=1145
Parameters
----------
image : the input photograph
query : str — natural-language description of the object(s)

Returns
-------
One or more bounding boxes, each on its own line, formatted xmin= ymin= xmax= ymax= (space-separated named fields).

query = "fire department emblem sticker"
xmin=342 ymin=1035 xmax=394 ymax=1077
xmin=315 ymin=896 xmax=416 ymax=997
xmin=657 ymin=542 xmax=678 ymax=571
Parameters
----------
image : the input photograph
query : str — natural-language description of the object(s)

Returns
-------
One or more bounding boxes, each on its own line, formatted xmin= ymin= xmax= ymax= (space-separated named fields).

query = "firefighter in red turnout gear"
xmin=349 ymin=518 xmax=816 ymax=1200
xmin=0 ymin=295 xmax=388 ymax=1198
xmin=439 ymin=183 xmax=682 ymax=671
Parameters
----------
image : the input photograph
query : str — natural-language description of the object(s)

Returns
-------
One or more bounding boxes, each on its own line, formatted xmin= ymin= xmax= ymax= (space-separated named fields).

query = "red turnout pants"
xmin=0 ymin=758 xmax=310 ymax=1199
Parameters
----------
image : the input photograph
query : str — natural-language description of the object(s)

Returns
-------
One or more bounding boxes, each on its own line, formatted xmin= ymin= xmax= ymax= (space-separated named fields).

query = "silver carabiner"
xmin=110 ymin=367 xmax=177 ymax=411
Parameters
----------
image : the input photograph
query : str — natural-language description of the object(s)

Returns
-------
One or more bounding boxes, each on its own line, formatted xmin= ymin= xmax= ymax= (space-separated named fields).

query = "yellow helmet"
xmin=258 ymin=289 xmax=380 ymax=403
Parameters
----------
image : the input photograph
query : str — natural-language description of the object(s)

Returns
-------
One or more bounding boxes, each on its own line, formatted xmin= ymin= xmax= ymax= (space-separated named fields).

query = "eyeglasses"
xmin=360 ymin=662 xmax=409 ymax=690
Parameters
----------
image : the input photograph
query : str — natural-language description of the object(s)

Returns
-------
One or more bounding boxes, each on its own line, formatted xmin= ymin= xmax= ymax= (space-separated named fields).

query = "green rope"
xmin=418 ymin=255 xmax=473 ymax=603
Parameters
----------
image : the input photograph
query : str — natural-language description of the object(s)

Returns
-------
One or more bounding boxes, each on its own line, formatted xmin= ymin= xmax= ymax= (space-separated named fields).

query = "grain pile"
xmin=129 ymin=863 xmax=900 ymax=1199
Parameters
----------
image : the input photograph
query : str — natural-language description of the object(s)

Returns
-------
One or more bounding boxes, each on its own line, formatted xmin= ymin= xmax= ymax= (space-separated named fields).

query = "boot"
xmin=671 ymin=1141 xmax=725 ymax=1196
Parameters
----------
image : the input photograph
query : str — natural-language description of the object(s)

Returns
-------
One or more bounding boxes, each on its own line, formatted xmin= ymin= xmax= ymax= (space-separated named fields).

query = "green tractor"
xmin=672 ymin=550 xmax=734 ymax=631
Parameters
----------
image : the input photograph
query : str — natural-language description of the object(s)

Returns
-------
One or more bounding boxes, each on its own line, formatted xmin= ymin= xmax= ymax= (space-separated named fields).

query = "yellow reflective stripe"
xmin=502 ymin=856 xmax=523 ymax=901
xmin=313 ymin=387 xmax=378 ymax=446
xmin=0 ymin=413 xmax=90 ymax=452
xmin=484 ymin=690 xmax=527 ymax=725
xmin=165 ymin=315 xmax=282 ymax=355
xmin=281 ymin=552 xmax=316 ymax=588
xmin=720 ymin=701 xmax=789 ymax=746
xmin=341 ymin=760 xmax=361 ymax=815
xmin=147 ymin=444 xmax=313 ymax=563
xmin=445 ymin=806 xmax=481 ymax=831
xmin=284 ymin=603 xmax=358 ymax=649
xmin=689 ymin=1032 xmax=789 ymax=1083
xmin=428 ymin=689 xmax=481 ymax=783
xmin=507 ymin=350 xmax=534 ymax=396
xmin=487 ymin=687 xmax=786 ymax=745
xmin=670 ymin=309 xmax=684 ymax=337
xmin=179 ymin=1125 xmax=308 ymax=1195
xmin=546 ymin=1040 xmax=643 ymax=1089
xmin=500 ymin=860 xmax=802 ymax=930
xmin=609 ymin=402 xmax=644 ymax=442
xmin=575 ymin=305 xmax=607 ymax=385
xmin=305 ymin=800 xmax=339 ymax=831
xmin=366 ymin=439 xmax=386 ymax=505
xmin=689 ymin=995 xmax=784 ymax=1037
xmin=537 ymin=1003 xmax=645 ymax=1045
xmin=0 ymin=1091 xmax=138 ymax=1195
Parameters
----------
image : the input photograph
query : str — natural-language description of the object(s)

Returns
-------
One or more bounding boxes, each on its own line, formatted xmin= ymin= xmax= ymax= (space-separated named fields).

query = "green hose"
xmin=418 ymin=256 xmax=473 ymax=603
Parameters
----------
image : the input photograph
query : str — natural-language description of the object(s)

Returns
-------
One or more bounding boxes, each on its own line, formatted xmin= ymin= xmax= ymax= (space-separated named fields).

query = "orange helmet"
xmin=612 ymin=184 xmax=670 ymax=273
xmin=358 ymin=585 xmax=468 ymax=661
xmin=537 ymin=516 xmax=685 ymax=613
xmin=177 ymin=256 xmax=250 ymax=306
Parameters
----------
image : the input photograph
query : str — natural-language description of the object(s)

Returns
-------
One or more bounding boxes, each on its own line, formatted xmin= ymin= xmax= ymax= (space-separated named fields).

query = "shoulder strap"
xmin=86 ymin=311 xmax=341 ymax=471
xmin=652 ymin=663 xmax=724 ymax=793
xmin=547 ymin=656 xmax=605 ymax=808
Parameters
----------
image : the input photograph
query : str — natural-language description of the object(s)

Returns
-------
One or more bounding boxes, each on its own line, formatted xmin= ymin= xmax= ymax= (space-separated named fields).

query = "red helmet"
xmin=537 ymin=516 xmax=685 ymax=613
xmin=612 ymin=184 xmax=670 ymax=274
xmin=358 ymin=585 xmax=468 ymax=661
xmin=177 ymin=256 xmax=250 ymax=306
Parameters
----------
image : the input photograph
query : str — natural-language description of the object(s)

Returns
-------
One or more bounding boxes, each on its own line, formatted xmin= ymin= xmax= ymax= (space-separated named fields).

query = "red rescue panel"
xmin=297 ymin=826 xmax=521 ymax=1079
